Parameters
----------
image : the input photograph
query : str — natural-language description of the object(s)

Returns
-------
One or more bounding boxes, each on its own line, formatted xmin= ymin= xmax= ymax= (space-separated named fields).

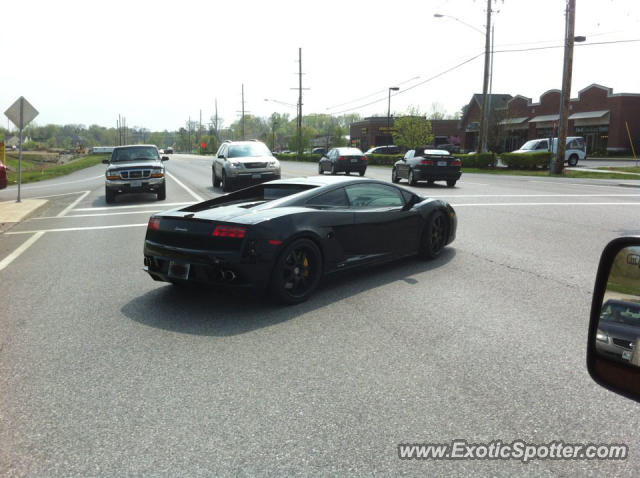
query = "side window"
xmin=217 ymin=145 xmax=227 ymax=157
xmin=536 ymin=141 xmax=548 ymax=150
xmin=345 ymin=184 xmax=404 ymax=209
xmin=306 ymin=187 xmax=349 ymax=208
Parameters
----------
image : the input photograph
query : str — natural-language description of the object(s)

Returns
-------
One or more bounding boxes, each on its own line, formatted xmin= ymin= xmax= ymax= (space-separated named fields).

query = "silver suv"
xmin=212 ymin=140 xmax=281 ymax=192
xmin=103 ymin=145 xmax=168 ymax=203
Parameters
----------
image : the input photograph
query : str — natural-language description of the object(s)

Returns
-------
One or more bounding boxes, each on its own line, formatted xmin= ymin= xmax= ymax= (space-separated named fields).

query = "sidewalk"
xmin=565 ymin=167 xmax=640 ymax=176
xmin=0 ymin=198 xmax=48 ymax=233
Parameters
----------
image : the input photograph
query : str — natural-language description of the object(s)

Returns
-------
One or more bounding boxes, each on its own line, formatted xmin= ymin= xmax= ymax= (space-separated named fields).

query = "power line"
xmin=325 ymin=76 xmax=420 ymax=111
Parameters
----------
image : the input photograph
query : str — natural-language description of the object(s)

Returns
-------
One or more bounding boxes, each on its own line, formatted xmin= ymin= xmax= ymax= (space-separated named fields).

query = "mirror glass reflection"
xmin=596 ymin=246 xmax=640 ymax=365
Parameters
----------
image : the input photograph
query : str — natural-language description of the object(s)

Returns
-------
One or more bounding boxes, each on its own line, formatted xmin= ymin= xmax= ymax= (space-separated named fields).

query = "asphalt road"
xmin=1 ymin=154 xmax=640 ymax=476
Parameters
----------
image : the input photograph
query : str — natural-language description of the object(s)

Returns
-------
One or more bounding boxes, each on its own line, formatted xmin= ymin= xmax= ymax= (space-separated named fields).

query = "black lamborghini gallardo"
xmin=144 ymin=176 xmax=457 ymax=304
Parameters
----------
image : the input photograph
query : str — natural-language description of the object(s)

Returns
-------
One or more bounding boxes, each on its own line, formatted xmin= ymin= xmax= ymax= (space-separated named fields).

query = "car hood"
xmin=599 ymin=321 xmax=640 ymax=339
xmin=107 ymin=161 xmax=162 ymax=170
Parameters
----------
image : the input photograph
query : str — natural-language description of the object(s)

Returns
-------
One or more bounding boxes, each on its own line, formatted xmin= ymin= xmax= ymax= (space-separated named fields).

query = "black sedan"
xmin=318 ymin=147 xmax=367 ymax=176
xmin=144 ymin=176 xmax=457 ymax=304
xmin=392 ymin=148 xmax=462 ymax=187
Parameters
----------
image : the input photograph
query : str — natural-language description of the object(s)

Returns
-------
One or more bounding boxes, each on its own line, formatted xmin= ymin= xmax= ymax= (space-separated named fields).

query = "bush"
xmin=455 ymin=152 xmax=497 ymax=168
xmin=275 ymin=153 xmax=321 ymax=162
xmin=364 ymin=153 xmax=400 ymax=166
xmin=500 ymin=152 xmax=550 ymax=169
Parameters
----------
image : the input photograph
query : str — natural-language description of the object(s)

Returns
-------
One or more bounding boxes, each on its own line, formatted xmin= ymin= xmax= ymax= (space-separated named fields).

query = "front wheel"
xmin=157 ymin=182 xmax=166 ymax=200
xmin=270 ymin=238 xmax=323 ymax=305
xmin=392 ymin=167 xmax=400 ymax=183
xmin=318 ymin=163 xmax=323 ymax=175
xmin=222 ymin=171 xmax=233 ymax=192
xmin=105 ymin=188 xmax=116 ymax=204
xmin=568 ymin=154 xmax=578 ymax=167
xmin=418 ymin=211 xmax=447 ymax=260
xmin=212 ymin=167 xmax=221 ymax=187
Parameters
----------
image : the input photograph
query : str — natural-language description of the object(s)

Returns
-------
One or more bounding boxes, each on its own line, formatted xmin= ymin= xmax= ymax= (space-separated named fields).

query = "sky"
xmin=2 ymin=0 xmax=639 ymax=132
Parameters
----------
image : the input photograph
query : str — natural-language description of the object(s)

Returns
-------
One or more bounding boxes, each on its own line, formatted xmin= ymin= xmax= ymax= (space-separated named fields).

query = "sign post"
xmin=4 ymin=96 xmax=39 ymax=202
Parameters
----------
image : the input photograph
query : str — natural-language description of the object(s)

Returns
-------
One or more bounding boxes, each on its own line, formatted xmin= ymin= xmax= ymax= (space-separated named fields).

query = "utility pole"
xmin=199 ymin=109 xmax=202 ymax=153
xmin=554 ymin=0 xmax=576 ymax=174
xmin=242 ymin=84 xmax=246 ymax=140
xmin=214 ymin=98 xmax=219 ymax=142
xmin=477 ymin=0 xmax=492 ymax=153
xmin=290 ymin=48 xmax=308 ymax=157
xmin=188 ymin=115 xmax=192 ymax=152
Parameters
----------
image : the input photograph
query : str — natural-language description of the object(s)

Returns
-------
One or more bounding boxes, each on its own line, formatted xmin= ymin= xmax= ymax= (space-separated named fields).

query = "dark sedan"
xmin=596 ymin=299 xmax=640 ymax=363
xmin=392 ymin=148 xmax=462 ymax=187
xmin=318 ymin=147 xmax=367 ymax=176
xmin=144 ymin=176 xmax=457 ymax=304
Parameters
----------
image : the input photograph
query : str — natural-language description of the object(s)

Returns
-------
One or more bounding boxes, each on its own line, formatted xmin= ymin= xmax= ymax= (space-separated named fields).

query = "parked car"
xmin=311 ymin=147 xmax=326 ymax=155
xmin=595 ymin=299 xmax=640 ymax=364
xmin=143 ymin=176 xmax=457 ymax=304
xmin=102 ymin=144 xmax=169 ymax=203
xmin=513 ymin=136 xmax=586 ymax=166
xmin=318 ymin=147 xmax=367 ymax=176
xmin=392 ymin=148 xmax=462 ymax=187
xmin=165 ymin=147 xmax=174 ymax=154
xmin=0 ymin=162 xmax=7 ymax=189
xmin=364 ymin=145 xmax=401 ymax=155
xmin=212 ymin=140 xmax=281 ymax=192
xmin=435 ymin=143 xmax=461 ymax=154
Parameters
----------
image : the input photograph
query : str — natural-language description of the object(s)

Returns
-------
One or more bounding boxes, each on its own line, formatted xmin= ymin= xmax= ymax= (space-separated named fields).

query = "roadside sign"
xmin=4 ymin=96 xmax=39 ymax=130
xmin=201 ymin=142 xmax=207 ymax=149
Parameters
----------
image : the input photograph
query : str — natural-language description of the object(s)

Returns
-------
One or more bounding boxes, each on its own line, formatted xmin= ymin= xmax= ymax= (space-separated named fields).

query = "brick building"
xmin=349 ymin=117 xmax=462 ymax=152
xmin=460 ymin=84 xmax=640 ymax=154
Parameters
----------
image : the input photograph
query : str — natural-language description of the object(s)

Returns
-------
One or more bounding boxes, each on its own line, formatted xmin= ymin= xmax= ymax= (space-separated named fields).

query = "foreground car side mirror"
xmin=102 ymin=159 xmax=110 ymax=164
xmin=587 ymin=236 xmax=640 ymax=402
xmin=161 ymin=156 xmax=169 ymax=161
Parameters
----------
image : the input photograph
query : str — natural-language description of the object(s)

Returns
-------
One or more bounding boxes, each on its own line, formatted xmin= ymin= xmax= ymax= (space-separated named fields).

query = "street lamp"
xmin=387 ymin=87 xmax=399 ymax=142
xmin=435 ymin=7 xmax=491 ymax=152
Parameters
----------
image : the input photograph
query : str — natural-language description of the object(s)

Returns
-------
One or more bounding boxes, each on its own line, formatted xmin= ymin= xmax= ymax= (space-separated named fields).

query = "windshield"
xmin=519 ymin=140 xmax=539 ymax=151
xmin=600 ymin=301 xmax=640 ymax=326
xmin=111 ymin=146 xmax=159 ymax=162
xmin=228 ymin=143 xmax=272 ymax=158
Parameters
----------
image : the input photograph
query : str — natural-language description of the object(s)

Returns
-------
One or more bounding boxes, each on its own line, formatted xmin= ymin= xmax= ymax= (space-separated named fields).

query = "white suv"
xmin=514 ymin=136 xmax=586 ymax=166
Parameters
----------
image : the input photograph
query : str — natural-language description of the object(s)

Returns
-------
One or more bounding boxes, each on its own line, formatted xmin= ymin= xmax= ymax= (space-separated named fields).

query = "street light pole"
xmin=387 ymin=87 xmax=399 ymax=143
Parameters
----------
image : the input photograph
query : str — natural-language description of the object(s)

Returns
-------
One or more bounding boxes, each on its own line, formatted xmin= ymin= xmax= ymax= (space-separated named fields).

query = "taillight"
xmin=212 ymin=225 xmax=247 ymax=239
xmin=148 ymin=217 xmax=161 ymax=230
xmin=420 ymin=159 xmax=434 ymax=165
xmin=362 ymin=155 xmax=368 ymax=161
xmin=451 ymin=160 xmax=462 ymax=166
xmin=338 ymin=156 xmax=348 ymax=161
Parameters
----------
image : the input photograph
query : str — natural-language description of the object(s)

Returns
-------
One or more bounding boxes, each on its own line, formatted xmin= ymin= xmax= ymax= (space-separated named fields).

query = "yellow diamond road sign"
xmin=4 ymin=96 xmax=39 ymax=130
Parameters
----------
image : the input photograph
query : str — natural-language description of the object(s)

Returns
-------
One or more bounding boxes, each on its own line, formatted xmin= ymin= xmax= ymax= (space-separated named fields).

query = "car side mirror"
xmin=161 ymin=156 xmax=169 ymax=161
xmin=587 ymin=236 xmax=640 ymax=403
xmin=102 ymin=159 xmax=110 ymax=164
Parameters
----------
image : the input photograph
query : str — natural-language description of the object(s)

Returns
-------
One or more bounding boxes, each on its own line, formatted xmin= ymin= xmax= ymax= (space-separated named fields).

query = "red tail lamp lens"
xmin=212 ymin=225 xmax=247 ymax=238
xmin=148 ymin=218 xmax=161 ymax=230
xmin=421 ymin=160 xmax=434 ymax=165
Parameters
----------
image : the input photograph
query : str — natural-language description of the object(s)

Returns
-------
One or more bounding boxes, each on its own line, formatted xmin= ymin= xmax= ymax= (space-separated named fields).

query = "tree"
xmin=392 ymin=107 xmax=433 ymax=149
xmin=427 ymin=102 xmax=447 ymax=120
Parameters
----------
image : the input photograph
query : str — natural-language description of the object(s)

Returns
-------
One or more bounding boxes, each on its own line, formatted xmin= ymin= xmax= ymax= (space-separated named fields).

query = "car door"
xmin=215 ymin=144 xmax=227 ymax=176
xmin=322 ymin=148 xmax=335 ymax=171
xmin=345 ymin=183 xmax=422 ymax=262
xmin=399 ymin=150 xmax=414 ymax=178
xmin=304 ymin=186 xmax=355 ymax=271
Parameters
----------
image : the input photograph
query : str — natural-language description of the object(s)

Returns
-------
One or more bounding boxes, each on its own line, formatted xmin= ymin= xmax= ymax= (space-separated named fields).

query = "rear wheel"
xmin=446 ymin=179 xmax=457 ymax=187
xmin=359 ymin=169 xmax=366 ymax=177
xmin=157 ymin=181 xmax=166 ymax=200
xmin=418 ymin=211 xmax=447 ymax=260
xmin=105 ymin=188 xmax=116 ymax=204
xmin=270 ymin=239 xmax=322 ymax=304
xmin=408 ymin=169 xmax=417 ymax=186
xmin=392 ymin=167 xmax=400 ymax=183
xmin=222 ymin=171 xmax=233 ymax=192
xmin=568 ymin=154 xmax=578 ymax=166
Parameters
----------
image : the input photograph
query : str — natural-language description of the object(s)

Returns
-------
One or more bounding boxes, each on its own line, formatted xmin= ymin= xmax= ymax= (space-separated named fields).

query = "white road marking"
xmin=166 ymin=171 xmax=203 ymax=202
xmin=459 ymin=182 xmax=489 ymax=186
xmin=73 ymin=202 xmax=191 ymax=212
xmin=1 ymin=175 xmax=103 ymax=190
xmin=452 ymin=202 xmax=640 ymax=207
xmin=30 ymin=210 xmax=163 ymax=220
xmin=0 ymin=232 xmax=45 ymax=272
xmin=527 ymin=180 xmax=636 ymax=189
xmin=429 ymin=193 xmax=640 ymax=198
xmin=57 ymin=190 xmax=90 ymax=217
xmin=6 ymin=223 xmax=148 ymax=235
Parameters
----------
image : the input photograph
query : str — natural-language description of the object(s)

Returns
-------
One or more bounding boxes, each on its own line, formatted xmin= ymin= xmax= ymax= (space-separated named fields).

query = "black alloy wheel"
xmin=270 ymin=238 xmax=322 ymax=304
xmin=418 ymin=211 xmax=447 ymax=259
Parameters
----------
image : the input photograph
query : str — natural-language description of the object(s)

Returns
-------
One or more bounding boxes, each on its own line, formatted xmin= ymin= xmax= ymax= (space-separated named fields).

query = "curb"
xmin=0 ymin=199 xmax=49 ymax=233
